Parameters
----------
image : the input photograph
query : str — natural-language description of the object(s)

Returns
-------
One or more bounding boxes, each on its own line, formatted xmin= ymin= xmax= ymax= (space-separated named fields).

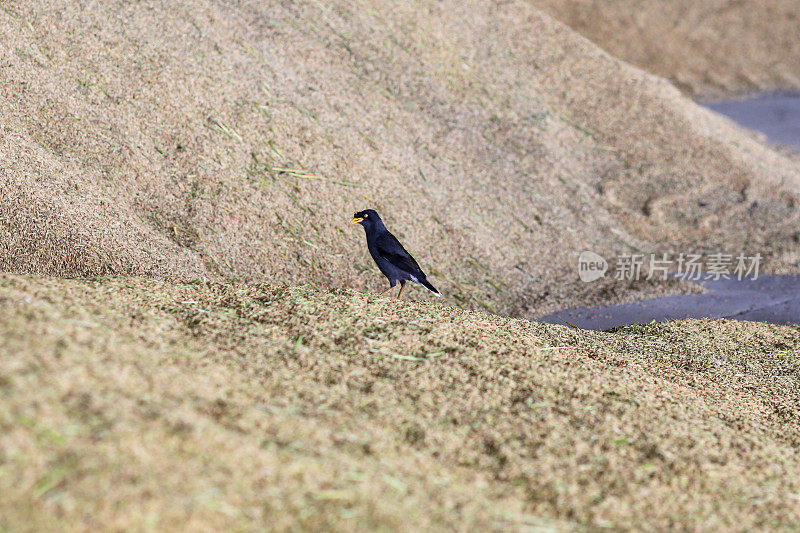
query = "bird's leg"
xmin=378 ymin=285 xmax=394 ymax=296
xmin=397 ymin=282 xmax=406 ymax=299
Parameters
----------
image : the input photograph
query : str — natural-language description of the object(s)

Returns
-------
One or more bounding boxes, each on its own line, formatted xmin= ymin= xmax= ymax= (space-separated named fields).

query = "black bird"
xmin=350 ymin=209 xmax=440 ymax=299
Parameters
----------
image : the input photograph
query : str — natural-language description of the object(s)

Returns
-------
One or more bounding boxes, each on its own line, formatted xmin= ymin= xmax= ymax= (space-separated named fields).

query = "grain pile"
xmin=2 ymin=0 xmax=798 ymax=317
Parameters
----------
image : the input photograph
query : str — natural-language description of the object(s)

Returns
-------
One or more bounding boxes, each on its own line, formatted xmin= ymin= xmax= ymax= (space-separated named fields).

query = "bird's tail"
xmin=419 ymin=278 xmax=441 ymax=296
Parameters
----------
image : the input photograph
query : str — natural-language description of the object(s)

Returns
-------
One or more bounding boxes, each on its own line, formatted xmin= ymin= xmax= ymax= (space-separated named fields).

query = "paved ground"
xmin=704 ymin=93 xmax=800 ymax=149
xmin=539 ymin=275 xmax=800 ymax=331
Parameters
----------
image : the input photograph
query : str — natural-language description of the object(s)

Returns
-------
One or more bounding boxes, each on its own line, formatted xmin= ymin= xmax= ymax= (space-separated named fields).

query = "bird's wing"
xmin=375 ymin=232 xmax=423 ymax=276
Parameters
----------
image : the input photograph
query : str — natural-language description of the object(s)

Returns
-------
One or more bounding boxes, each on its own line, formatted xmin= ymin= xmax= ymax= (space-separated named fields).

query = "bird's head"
xmin=350 ymin=209 xmax=381 ymax=228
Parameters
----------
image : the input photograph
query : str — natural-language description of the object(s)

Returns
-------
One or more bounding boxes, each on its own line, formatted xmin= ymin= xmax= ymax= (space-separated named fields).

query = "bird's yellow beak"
xmin=350 ymin=217 xmax=364 ymax=224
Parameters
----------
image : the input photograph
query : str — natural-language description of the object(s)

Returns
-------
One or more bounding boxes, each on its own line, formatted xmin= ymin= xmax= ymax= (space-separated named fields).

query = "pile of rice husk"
xmin=534 ymin=0 xmax=800 ymax=97
xmin=1 ymin=273 xmax=798 ymax=530
xmin=2 ymin=0 xmax=799 ymax=317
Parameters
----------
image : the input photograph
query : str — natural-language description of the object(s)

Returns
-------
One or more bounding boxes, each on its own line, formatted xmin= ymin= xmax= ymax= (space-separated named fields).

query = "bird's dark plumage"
xmin=350 ymin=209 xmax=440 ymax=298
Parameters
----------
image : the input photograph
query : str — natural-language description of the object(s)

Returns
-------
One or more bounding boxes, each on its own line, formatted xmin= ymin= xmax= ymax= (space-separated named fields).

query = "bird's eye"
xmin=363 ymin=213 xmax=368 ymax=218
